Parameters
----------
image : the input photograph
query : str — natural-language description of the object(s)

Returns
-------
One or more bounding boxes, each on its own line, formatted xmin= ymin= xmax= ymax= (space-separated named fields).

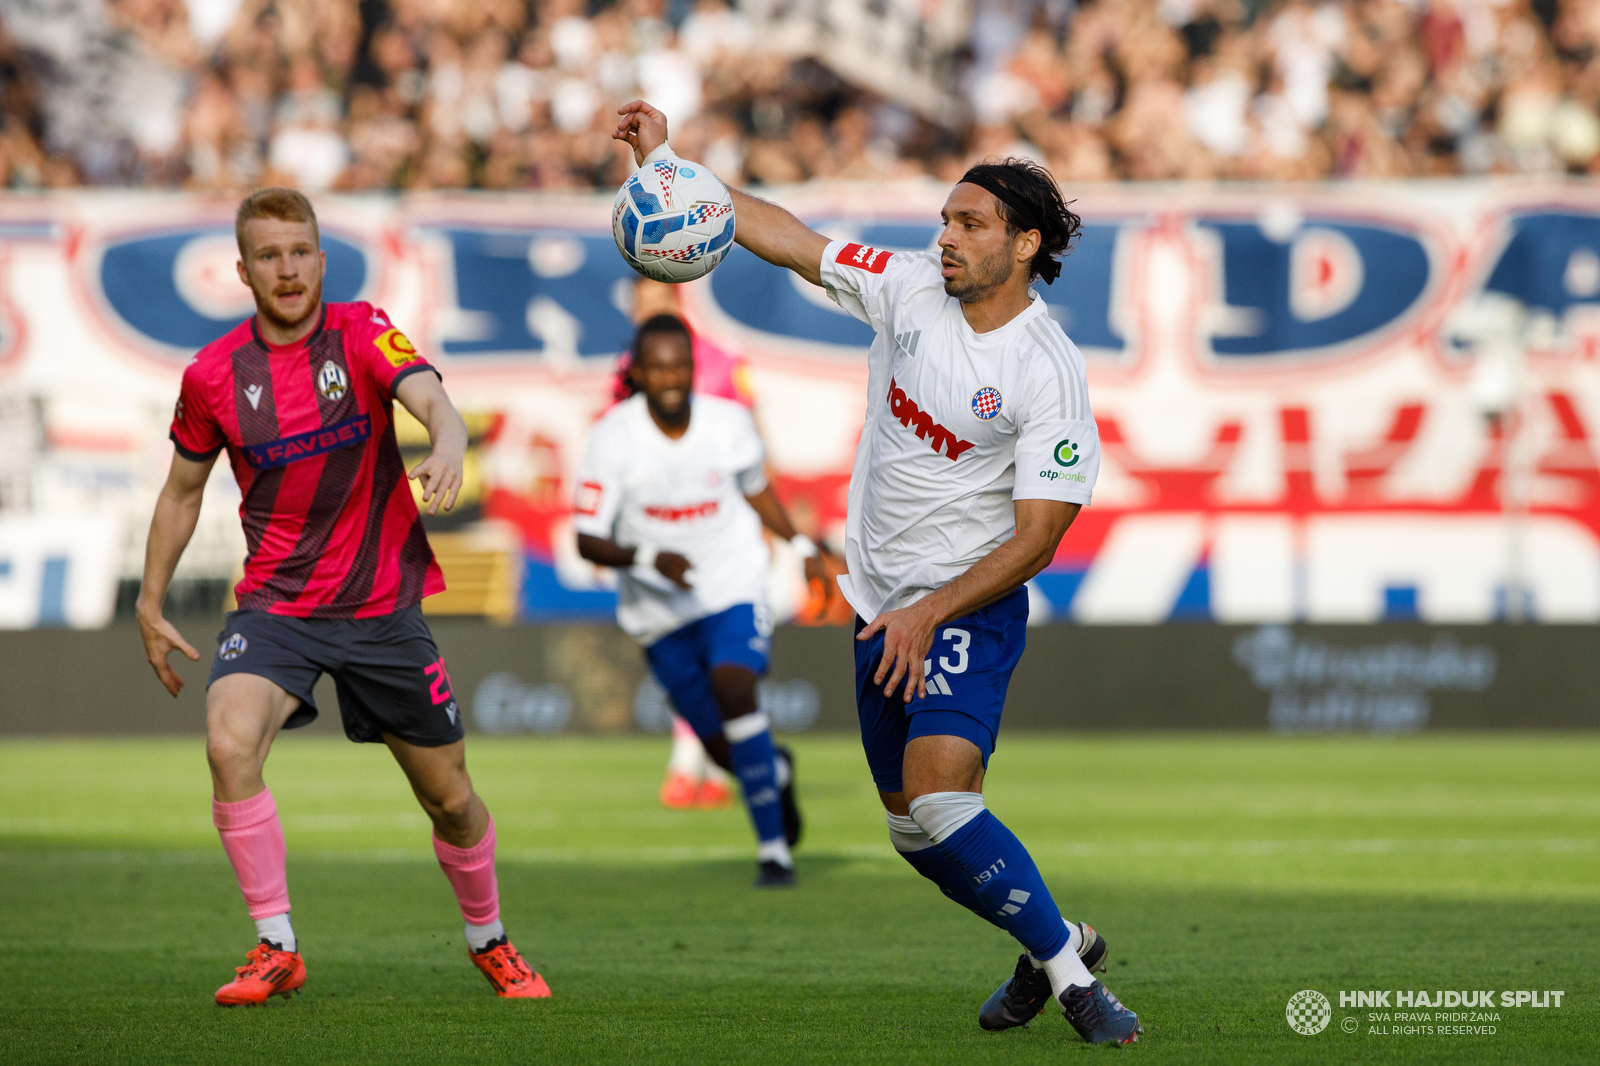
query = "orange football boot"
xmin=470 ymin=939 xmax=552 ymax=999
xmin=694 ymin=776 xmax=736 ymax=810
xmin=215 ymin=941 xmax=305 ymax=1006
xmin=659 ymin=771 xmax=700 ymax=810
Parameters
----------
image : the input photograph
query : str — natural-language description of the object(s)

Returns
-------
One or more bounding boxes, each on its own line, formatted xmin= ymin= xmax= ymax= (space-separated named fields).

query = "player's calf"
xmin=885 ymin=811 xmax=1000 ymax=926
xmin=711 ymin=666 xmax=798 ymax=884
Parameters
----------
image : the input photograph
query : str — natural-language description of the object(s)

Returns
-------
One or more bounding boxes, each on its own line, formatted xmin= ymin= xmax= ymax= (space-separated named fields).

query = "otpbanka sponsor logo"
xmin=1287 ymin=988 xmax=1566 ymax=1038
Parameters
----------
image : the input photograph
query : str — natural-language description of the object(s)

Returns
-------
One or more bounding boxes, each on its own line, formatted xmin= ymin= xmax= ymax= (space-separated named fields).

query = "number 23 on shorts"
xmin=939 ymin=628 xmax=970 ymax=673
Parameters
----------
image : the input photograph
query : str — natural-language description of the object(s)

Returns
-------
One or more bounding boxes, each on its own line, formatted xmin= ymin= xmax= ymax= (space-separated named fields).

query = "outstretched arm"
xmin=137 ymin=451 xmax=217 ymax=696
xmin=858 ymin=498 xmax=1081 ymax=704
xmin=614 ymin=100 xmax=829 ymax=286
xmin=394 ymin=370 xmax=467 ymax=516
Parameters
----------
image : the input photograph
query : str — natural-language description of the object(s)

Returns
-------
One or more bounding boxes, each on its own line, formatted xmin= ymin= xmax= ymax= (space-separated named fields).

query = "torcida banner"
xmin=1 ymin=181 xmax=1598 ymax=627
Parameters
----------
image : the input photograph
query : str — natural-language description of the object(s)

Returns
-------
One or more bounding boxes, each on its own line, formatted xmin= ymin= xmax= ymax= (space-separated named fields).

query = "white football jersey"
xmin=819 ymin=239 xmax=1101 ymax=622
xmin=572 ymin=393 xmax=770 ymax=644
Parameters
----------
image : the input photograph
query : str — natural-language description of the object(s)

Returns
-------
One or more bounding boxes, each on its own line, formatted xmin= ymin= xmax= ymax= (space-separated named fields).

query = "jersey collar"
xmin=252 ymin=304 xmax=327 ymax=354
xmin=952 ymin=288 xmax=1047 ymax=342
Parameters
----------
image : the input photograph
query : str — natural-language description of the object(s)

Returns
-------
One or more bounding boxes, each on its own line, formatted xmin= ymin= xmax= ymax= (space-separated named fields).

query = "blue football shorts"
xmin=644 ymin=602 xmax=771 ymax=740
xmin=855 ymin=586 xmax=1029 ymax=794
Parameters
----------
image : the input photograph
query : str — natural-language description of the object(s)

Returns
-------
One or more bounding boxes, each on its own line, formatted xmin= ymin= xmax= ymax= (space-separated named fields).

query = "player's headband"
xmin=957 ymin=171 xmax=1063 ymax=285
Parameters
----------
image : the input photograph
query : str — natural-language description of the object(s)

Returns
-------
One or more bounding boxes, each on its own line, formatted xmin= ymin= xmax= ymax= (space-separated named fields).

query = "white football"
xmin=612 ymin=152 xmax=737 ymax=283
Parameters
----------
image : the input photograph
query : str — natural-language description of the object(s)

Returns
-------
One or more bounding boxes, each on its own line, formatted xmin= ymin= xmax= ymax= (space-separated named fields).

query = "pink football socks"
xmin=433 ymin=816 xmax=504 ymax=949
xmin=213 ymin=789 xmax=293 ymax=946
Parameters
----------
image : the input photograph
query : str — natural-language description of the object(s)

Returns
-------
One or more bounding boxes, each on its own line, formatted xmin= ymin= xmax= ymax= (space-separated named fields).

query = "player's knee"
xmin=419 ymin=778 xmax=475 ymax=825
xmin=710 ymin=666 xmax=757 ymax=721
xmin=906 ymin=791 xmax=986 ymax=845
xmin=205 ymin=730 xmax=258 ymax=776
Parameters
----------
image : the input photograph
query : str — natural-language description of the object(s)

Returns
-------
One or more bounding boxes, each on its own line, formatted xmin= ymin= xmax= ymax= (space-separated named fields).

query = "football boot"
xmin=470 ymin=937 xmax=552 ymax=998
xmin=979 ymin=922 xmax=1108 ymax=1031
xmin=215 ymin=941 xmax=305 ymax=1006
xmin=694 ymin=775 xmax=736 ymax=810
xmin=1061 ymin=980 xmax=1143 ymax=1046
xmin=753 ymin=859 xmax=796 ymax=888
xmin=660 ymin=771 xmax=700 ymax=810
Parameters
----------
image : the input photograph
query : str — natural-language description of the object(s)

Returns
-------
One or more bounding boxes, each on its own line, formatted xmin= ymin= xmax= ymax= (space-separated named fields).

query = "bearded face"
xmin=237 ymin=218 xmax=325 ymax=334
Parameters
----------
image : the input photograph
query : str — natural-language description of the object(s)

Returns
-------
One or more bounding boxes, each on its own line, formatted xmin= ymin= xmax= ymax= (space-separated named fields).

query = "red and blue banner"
xmin=3 ymin=184 xmax=1599 ymax=625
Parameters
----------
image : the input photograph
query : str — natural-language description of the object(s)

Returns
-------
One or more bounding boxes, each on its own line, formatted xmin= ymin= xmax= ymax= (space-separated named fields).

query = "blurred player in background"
xmin=137 ymin=188 xmax=549 ymax=1004
xmin=615 ymin=102 xmax=1143 ymax=1044
xmin=614 ymin=281 xmax=837 ymax=811
xmin=616 ymin=280 xmax=748 ymax=812
xmin=575 ymin=312 xmax=818 ymax=886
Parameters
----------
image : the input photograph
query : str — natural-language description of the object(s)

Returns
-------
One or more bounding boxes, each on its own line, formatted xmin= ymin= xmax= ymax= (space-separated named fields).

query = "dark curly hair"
xmin=958 ymin=158 xmax=1082 ymax=284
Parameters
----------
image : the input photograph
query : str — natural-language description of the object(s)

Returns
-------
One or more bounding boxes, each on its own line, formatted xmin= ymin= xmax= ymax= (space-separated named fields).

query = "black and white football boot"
xmin=978 ymin=922 xmax=1108 ymax=1031
xmin=1061 ymin=980 xmax=1143 ymax=1045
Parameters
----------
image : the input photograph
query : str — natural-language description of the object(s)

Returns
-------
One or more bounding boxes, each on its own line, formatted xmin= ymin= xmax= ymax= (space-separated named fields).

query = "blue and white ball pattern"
xmin=611 ymin=154 xmax=737 ymax=283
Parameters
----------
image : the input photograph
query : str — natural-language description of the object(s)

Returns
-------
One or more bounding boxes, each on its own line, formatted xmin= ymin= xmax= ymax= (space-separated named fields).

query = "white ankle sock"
xmin=1063 ymin=919 xmax=1085 ymax=956
xmin=465 ymin=919 xmax=505 ymax=952
xmin=668 ymin=716 xmax=706 ymax=776
xmin=757 ymin=838 xmax=792 ymax=868
xmin=1030 ymin=919 xmax=1084 ymax=967
xmin=1040 ymin=945 xmax=1095 ymax=997
xmin=255 ymin=913 xmax=296 ymax=952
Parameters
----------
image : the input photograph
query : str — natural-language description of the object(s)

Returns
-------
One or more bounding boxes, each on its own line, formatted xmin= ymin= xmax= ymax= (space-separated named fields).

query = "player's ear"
xmin=236 ymin=258 xmax=248 ymax=286
xmin=1016 ymin=228 xmax=1042 ymax=265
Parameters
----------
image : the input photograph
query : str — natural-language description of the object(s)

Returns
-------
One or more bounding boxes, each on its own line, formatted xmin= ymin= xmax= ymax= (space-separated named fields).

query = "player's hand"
xmin=137 ymin=606 xmax=200 ymax=698
xmin=657 ymin=551 xmax=693 ymax=589
xmin=614 ymin=100 xmax=668 ymax=166
xmin=803 ymin=553 xmax=828 ymax=587
xmin=408 ymin=448 xmax=463 ymax=515
xmin=856 ymin=599 xmax=939 ymax=703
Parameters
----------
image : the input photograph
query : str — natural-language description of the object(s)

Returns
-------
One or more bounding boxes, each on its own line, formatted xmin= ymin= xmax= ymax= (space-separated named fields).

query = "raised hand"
xmin=614 ymin=100 xmax=669 ymax=166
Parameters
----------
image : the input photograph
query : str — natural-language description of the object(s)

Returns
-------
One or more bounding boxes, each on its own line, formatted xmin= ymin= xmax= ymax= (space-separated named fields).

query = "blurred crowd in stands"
xmin=0 ymin=0 xmax=1597 ymax=192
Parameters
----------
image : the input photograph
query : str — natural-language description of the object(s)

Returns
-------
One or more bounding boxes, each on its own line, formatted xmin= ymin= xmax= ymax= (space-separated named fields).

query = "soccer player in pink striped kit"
xmin=137 ymin=188 xmax=547 ymax=1005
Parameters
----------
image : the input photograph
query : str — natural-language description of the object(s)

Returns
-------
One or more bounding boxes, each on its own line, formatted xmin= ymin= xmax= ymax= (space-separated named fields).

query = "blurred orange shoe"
xmin=470 ymin=938 xmax=552 ymax=998
xmin=215 ymin=941 xmax=305 ymax=1006
xmin=695 ymin=776 xmax=736 ymax=810
xmin=660 ymin=771 xmax=700 ymax=810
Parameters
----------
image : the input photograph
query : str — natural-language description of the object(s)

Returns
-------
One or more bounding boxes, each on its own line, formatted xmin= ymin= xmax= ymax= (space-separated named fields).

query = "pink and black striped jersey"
xmin=169 ymin=301 xmax=446 ymax=618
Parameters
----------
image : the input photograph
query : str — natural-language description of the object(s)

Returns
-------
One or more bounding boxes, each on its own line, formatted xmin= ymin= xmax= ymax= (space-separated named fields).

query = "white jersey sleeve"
xmin=818 ymin=240 xmax=926 ymax=330
xmin=571 ymin=415 xmax=627 ymax=539
xmin=729 ymin=406 xmax=769 ymax=496
xmin=1011 ymin=327 xmax=1099 ymax=505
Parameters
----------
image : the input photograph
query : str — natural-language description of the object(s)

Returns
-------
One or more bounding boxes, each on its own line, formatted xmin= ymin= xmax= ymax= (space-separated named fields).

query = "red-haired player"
xmin=137 ymin=188 xmax=548 ymax=1005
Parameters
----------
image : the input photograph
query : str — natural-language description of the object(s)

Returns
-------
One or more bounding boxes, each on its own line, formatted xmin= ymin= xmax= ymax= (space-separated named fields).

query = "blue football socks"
xmin=910 ymin=793 xmax=1071 ymax=961
xmin=886 ymin=813 xmax=1002 ymax=928
xmin=724 ymin=712 xmax=787 ymax=852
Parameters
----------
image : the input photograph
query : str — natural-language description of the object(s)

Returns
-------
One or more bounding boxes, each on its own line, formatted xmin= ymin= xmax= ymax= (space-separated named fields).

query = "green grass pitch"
xmin=1 ymin=733 xmax=1594 ymax=1065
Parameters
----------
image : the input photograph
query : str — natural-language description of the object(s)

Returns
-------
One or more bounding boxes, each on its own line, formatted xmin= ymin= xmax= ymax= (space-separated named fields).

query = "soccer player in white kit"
xmin=574 ymin=313 xmax=818 ymax=886
xmin=613 ymin=101 xmax=1144 ymax=1044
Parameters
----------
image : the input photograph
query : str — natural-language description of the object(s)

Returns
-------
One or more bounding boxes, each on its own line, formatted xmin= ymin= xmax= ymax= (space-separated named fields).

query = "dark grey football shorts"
xmin=208 ymin=605 xmax=464 ymax=747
